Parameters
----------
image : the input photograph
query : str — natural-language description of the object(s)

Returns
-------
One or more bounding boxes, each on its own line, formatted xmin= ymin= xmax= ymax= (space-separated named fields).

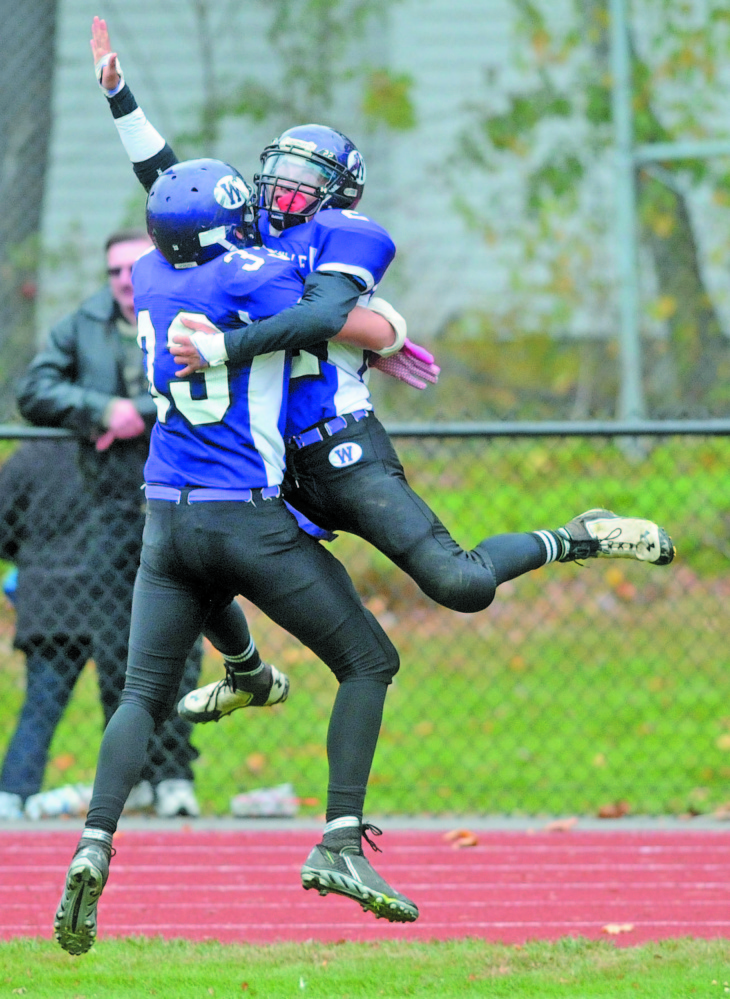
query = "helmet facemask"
xmin=255 ymin=126 xmax=366 ymax=231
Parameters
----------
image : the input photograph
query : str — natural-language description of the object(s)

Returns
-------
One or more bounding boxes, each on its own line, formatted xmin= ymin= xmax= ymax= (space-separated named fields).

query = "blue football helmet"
xmin=145 ymin=158 xmax=256 ymax=267
xmin=255 ymin=124 xmax=366 ymax=229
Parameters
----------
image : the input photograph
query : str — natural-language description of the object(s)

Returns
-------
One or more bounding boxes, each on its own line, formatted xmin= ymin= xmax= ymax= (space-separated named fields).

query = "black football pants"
xmin=85 ymin=495 xmax=399 ymax=834
xmin=284 ymin=413 xmax=502 ymax=613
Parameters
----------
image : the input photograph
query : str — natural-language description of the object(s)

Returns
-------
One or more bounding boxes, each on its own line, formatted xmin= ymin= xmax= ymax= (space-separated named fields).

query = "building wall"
xmin=39 ymin=0 xmax=507 ymax=339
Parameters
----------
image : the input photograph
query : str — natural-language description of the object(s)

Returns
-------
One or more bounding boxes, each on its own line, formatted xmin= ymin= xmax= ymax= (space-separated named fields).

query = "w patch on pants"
xmin=328 ymin=442 xmax=363 ymax=468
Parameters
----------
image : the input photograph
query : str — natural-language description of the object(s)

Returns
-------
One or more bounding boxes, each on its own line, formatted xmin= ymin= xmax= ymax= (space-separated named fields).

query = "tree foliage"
xmin=451 ymin=0 xmax=730 ymax=417
xmin=176 ymin=0 xmax=414 ymax=154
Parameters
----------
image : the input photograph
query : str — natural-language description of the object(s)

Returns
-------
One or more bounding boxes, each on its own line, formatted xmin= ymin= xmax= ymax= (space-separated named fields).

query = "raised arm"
xmin=90 ymin=16 xmax=178 ymax=192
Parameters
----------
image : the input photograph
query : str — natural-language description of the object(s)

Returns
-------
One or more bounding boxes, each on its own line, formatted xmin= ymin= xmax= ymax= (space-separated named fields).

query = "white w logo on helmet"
xmin=214 ymin=175 xmax=250 ymax=209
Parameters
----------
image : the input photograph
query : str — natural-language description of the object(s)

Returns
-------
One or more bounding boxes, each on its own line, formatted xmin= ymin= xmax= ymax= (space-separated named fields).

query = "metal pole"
xmin=609 ymin=0 xmax=645 ymax=420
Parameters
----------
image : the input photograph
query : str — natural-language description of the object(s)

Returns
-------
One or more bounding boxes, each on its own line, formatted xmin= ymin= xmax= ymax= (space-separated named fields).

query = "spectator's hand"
xmin=369 ymin=338 xmax=441 ymax=390
xmin=91 ymin=16 xmax=122 ymax=91
xmin=95 ymin=399 xmax=146 ymax=451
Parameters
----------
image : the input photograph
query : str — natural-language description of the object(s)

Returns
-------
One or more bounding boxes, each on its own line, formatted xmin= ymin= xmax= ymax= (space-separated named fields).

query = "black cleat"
xmin=54 ymin=839 xmax=112 ymax=955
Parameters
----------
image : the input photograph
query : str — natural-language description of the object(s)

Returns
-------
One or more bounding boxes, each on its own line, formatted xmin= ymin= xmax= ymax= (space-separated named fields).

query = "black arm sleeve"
xmin=223 ymin=271 xmax=364 ymax=365
xmin=107 ymin=84 xmax=179 ymax=193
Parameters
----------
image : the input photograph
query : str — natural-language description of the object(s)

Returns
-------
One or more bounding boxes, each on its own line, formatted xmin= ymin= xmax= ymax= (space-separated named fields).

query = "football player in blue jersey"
xmin=90 ymin=19 xmax=676 ymax=725
xmin=54 ymin=157 xmax=420 ymax=955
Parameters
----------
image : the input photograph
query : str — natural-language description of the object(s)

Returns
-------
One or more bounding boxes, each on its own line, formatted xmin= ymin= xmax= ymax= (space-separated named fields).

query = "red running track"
xmin=2 ymin=828 xmax=729 ymax=946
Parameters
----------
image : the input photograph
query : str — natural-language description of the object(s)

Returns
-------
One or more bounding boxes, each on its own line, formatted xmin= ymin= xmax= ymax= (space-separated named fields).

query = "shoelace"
xmin=203 ymin=669 xmax=237 ymax=710
xmin=361 ymin=822 xmax=383 ymax=854
xmin=597 ymin=525 xmax=626 ymax=553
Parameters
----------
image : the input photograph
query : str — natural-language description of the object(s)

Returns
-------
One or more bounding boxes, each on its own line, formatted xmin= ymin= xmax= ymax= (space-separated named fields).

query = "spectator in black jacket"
xmin=9 ymin=229 xmax=202 ymax=820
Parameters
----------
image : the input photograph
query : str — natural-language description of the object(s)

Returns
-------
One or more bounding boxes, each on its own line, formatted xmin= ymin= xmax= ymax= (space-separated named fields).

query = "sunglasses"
xmin=107 ymin=265 xmax=135 ymax=278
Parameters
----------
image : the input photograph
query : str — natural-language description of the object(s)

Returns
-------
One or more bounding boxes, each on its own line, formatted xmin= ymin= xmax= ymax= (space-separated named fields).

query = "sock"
xmin=225 ymin=637 xmax=266 ymax=692
xmin=533 ymin=529 xmax=568 ymax=563
xmin=78 ymin=826 xmax=114 ymax=854
xmin=225 ymin=636 xmax=262 ymax=673
xmin=322 ymin=815 xmax=361 ymax=851
xmin=204 ymin=602 xmax=262 ymax=672
xmin=478 ymin=532 xmax=560 ymax=585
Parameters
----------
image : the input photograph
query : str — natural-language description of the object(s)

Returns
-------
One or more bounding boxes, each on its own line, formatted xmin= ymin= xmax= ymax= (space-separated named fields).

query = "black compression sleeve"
xmin=106 ymin=84 xmax=179 ymax=192
xmin=223 ymin=271 xmax=364 ymax=365
xmin=107 ymin=84 xmax=137 ymax=118
xmin=133 ymin=148 xmax=179 ymax=193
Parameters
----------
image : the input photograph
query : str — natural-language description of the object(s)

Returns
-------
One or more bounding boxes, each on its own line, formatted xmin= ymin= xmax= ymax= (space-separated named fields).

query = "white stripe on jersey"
xmin=316 ymin=261 xmax=376 ymax=292
xmin=248 ymin=352 xmax=288 ymax=487
xmin=327 ymin=343 xmax=374 ymax=418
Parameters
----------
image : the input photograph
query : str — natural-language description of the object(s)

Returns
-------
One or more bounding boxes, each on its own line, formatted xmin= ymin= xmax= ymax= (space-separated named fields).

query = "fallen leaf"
xmin=51 ymin=753 xmax=75 ymax=772
xmin=443 ymin=829 xmax=478 ymax=848
xmin=246 ymin=752 xmax=267 ymax=773
xmin=544 ymin=817 xmax=578 ymax=833
xmin=602 ymin=923 xmax=635 ymax=935
xmin=597 ymin=800 xmax=631 ymax=819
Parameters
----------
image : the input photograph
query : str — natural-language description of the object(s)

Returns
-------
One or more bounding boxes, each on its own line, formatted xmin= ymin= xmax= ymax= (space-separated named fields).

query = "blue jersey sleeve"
xmin=305 ymin=211 xmax=396 ymax=292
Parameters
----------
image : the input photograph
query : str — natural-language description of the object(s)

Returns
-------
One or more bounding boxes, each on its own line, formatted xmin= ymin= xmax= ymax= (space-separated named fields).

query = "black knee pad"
xmin=426 ymin=574 xmax=497 ymax=613
xmin=120 ymin=688 xmax=175 ymax=729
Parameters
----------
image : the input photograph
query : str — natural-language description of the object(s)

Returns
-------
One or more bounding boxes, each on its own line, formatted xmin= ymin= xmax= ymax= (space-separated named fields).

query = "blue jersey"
xmin=260 ymin=209 xmax=396 ymax=436
xmin=133 ymin=245 xmax=306 ymax=490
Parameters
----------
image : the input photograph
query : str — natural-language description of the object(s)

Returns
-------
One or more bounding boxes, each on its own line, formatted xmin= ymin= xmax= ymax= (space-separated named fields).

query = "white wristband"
xmin=367 ymin=297 xmax=407 ymax=357
xmin=95 ymin=54 xmax=125 ymax=97
xmin=190 ymin=332 xmax=228 ymax=367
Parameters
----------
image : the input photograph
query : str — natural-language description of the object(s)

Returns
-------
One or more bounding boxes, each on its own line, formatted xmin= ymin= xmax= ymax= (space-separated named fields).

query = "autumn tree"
xmin=451 ymin=0 xmax=730 ymax=418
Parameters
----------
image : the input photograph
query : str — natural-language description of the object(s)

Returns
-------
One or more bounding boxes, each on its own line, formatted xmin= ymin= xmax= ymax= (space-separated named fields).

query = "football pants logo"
xmin=328 ymin=442 xmax=363 ymax=468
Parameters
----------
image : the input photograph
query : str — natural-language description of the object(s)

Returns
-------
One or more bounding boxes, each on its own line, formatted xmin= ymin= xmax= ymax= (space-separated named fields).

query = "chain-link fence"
xmin=0 ymin=1 xmax=57 ymax=423
xmin=1 ymin=424 xmax=728 ymax=820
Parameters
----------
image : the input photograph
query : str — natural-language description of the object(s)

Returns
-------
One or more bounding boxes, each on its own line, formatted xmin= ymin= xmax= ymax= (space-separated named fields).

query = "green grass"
xmin=1 ymin=434 xmax=729 ymax=817
xmin=1 ymin=936 xmax=730 ymax=998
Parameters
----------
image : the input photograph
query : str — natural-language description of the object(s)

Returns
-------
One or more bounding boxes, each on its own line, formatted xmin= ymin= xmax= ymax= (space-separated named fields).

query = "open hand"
xmin=171 ymin=334 xmax=208 ymax=377
xmin=95 ymin=398 xmax=145 ymax=450
xmin=91 ymin=16 xmax=121 ymax=91
xmin=370 ymin=338 xmax=440 ymax=390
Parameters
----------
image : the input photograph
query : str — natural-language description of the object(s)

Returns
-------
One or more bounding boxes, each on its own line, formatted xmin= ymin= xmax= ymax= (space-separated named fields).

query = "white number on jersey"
xmin=137 ymin=309 xmax=232 ymax=426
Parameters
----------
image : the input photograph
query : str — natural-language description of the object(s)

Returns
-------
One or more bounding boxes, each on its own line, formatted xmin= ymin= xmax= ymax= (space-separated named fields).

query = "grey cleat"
xmin=301 ymin=824 xmax=419 ymax=923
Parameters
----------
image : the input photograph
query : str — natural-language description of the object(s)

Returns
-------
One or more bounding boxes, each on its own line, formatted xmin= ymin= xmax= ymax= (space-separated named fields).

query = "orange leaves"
xmin=597 ymin=800 xmax=631 ymax=819
xmin=443 ymin=829 xmax=479 ymax=849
